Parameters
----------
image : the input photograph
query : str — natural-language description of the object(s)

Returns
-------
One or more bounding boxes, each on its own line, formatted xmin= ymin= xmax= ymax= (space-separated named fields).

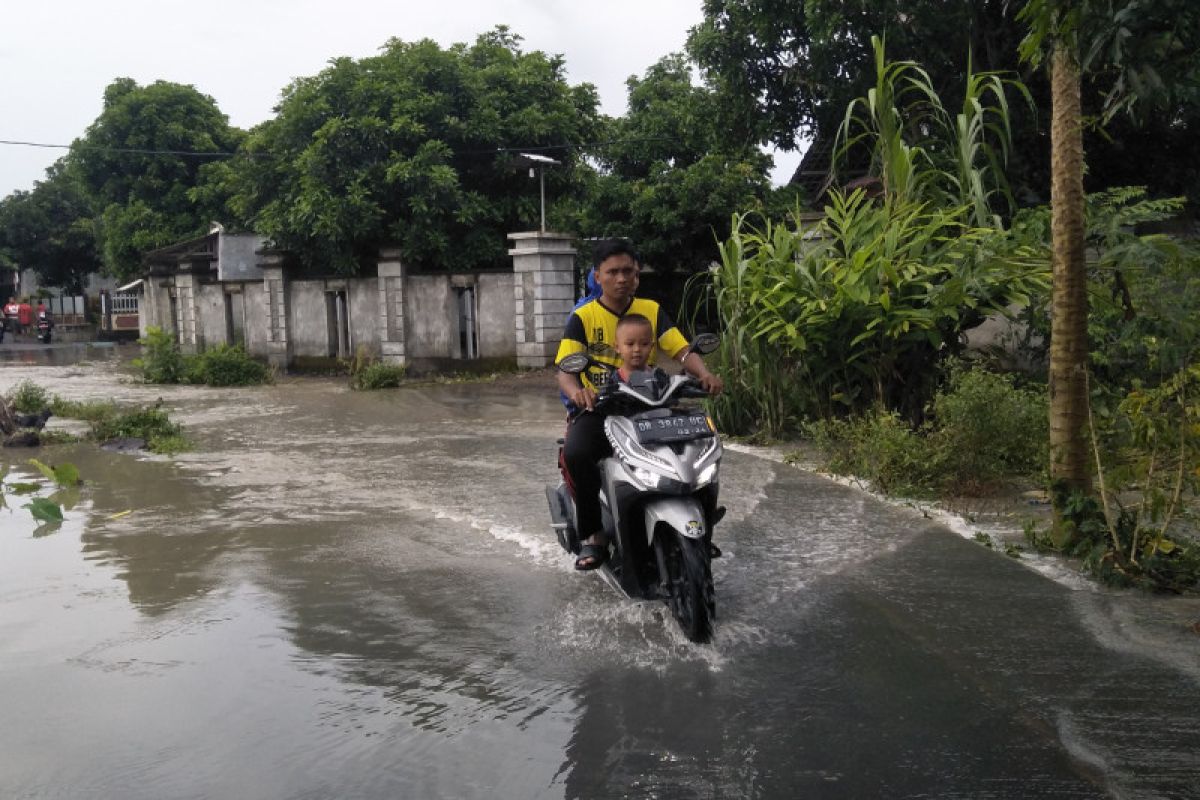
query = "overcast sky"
xmin=0 ymin=0 xmax=801 ymax=200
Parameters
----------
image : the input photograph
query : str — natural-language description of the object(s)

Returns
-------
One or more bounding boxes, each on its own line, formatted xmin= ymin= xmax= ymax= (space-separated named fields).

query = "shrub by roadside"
xmin=135 ymin=327 xmax=271 ymax=387
xmin=806 ymin=367 xmax=1048 ymax=498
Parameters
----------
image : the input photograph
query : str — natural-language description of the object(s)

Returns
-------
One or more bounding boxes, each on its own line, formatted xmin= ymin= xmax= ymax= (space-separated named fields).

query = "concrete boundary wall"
xmin=141 ymin=231 xmax=574 ymax=372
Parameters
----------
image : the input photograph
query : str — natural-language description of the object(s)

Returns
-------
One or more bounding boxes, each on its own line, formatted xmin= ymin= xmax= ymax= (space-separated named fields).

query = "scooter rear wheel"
xmin=660 ymin=532 xmax=715 ymax=643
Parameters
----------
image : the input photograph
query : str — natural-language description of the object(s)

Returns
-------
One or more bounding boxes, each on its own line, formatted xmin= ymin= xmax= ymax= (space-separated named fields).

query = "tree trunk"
xmin=1048 ymin=40 xmax=1092 ymax=534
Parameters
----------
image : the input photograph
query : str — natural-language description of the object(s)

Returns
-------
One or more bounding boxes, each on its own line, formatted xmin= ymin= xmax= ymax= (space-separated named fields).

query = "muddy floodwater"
xmin=2 ymin=345 xmax=1199 ymax=799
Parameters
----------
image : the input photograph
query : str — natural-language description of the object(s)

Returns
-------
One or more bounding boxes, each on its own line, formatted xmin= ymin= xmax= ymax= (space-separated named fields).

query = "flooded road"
xmin=2 ymin=348 xmax=1198 ymax=799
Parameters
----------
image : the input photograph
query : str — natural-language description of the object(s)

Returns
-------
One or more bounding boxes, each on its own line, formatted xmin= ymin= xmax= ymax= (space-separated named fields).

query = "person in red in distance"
xmin=17 ymin=298 xmax=34 ymax=333
xmin=3 ymin=297 xmax=19 ymax=333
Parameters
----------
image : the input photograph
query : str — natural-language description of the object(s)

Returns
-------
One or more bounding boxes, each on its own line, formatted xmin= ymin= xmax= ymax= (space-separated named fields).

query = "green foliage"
xmin=808 ymin=409 xmax=938 ymax=497
xmin=134 ymin=327 xmax=269 ymax=387
xmin=691 ymin=1 xmax=1200 ymax=208
xmin=28 ymin=458 xmax=81 ymax=488
xmin=836 ymin=36 xmax=1031 ymax=226
xmin=0 ymin=461 xmax=80 ymax=527
xmin=134 ymin=326 xmax=190 ymax=384
xmin=808 ymin=367 xmax=1049 ymax=497
xmin=572 ymin=54 xmax=776 ymax=274
xmin=345 ymin=344 xmax=406 ymax=390
xmin=7 ymin=380 xmax=51 ymax=413
xmin=186 ymin=344 xmax=271 ymax=387
xmin=1011 ymin=187 xmax=1200 ymax=390
xmin=1025 ymin=362 xmax=1200 ymax=593
xmin=50 ymin=396 xmax=119 ymax=423
xmin=220 ymin=27 xmax=598 ymax=274
xmin=709 ymin=192 xmax=1046 ymax=427
xmin=925 ymin=367 xmax=1049 ymax=492
xmin=350 ymin=362 xmax=406 ymax=391
xmin=0 ymin=162 xmax=100 ymax=292
xmin=68 ymin=78 xmax=244 ymax=281
xmin=24 ymin=497 xmax=64 ymax=523
xmin=91 ymin=403 xmax=189 ymax=455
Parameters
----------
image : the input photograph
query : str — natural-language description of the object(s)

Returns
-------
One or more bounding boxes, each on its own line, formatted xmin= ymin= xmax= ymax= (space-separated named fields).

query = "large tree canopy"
xmin=575 ymin=54 xmax=780 ymax=274
xmin=70 ymin=78 xmax=244 ymax=281
xmin=687 ymin=0 xmax=1023 ymax=149
xmin=219 ymin=27 xmax=599 ymax=274
xmin=0 ymin=161 xmax=101 ymax=293
xmin=687 ymin=0 xmax=1200 ymax=207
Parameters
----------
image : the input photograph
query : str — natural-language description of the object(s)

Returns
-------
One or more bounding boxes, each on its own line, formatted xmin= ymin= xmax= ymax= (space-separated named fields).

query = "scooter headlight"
xmin=631 ymin=465 xmax=662 ymax=490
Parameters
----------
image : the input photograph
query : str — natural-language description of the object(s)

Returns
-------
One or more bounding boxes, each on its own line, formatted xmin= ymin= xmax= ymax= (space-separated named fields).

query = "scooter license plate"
xmin=634 ymin=413 xmax=715 ymax=445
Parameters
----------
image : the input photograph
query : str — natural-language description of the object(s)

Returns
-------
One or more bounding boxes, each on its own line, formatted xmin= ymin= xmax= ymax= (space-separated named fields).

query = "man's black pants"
xmin=562 ymin=410 xmax=613 ymax=540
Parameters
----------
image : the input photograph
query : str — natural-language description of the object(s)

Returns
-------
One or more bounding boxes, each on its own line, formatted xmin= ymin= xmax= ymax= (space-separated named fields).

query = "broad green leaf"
xmin=28 ymin=459 xmax=56 ymax=483
xmin=25 ymin=498 xmax=64 ymax=523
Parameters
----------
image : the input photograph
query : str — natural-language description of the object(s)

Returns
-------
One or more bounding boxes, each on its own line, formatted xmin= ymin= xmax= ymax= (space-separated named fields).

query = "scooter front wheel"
xmin=658 ymin=531 xmax=715 ymax=643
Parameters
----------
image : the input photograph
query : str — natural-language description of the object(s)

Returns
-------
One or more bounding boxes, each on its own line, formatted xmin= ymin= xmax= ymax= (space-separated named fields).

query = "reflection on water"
xmin=1 ymin=361 xmax=1197 ymax=799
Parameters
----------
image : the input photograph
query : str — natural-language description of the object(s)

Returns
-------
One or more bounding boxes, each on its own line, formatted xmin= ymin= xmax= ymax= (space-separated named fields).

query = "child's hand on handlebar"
xmin=697 ymin=373 xmax=724 ymax=396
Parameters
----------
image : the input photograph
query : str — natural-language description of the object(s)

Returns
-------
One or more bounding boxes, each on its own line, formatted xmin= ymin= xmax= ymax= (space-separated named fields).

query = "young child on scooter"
xmin=614 ymin=314 xmax=655 ymax=382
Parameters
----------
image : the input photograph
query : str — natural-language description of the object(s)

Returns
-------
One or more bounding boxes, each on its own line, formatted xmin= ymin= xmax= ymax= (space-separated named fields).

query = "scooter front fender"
xmin=643 ymin=496 xmax=706 ymax=545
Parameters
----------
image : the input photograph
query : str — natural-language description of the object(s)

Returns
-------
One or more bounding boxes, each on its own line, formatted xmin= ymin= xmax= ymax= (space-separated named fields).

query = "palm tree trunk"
xmin=1048 ymin=39 xmax=1092 ymax=528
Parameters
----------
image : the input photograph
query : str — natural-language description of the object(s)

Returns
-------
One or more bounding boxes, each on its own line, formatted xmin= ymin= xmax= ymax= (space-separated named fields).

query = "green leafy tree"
xmin=0 ymin=162 xmax=101 ymax=293
xmin=1017 ymin=0 xmax=1200 ymax=534
xmin=221 ymin=27 xmax=599 ymax=274
xmin=70 ymin=78 xmax=244 ymax=281
xmin=687 ymin=0 xmax=1200 ymax=206
xmin=687 ymin=1 xmax=1026 ymax=148
xmin=576 ymin=54 xmax=778 ymax=275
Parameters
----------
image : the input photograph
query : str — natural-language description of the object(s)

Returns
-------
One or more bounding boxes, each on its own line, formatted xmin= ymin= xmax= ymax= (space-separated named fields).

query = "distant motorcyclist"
xmin=3 ymin=297 xmax=18 ymax=333
xmin=554 ymin=240 xmax=723 ymax=571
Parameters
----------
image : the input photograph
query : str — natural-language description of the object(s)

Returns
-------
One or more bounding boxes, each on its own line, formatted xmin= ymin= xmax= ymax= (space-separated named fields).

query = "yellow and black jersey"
xmin=555 ymin=297 xmax=689 ymax=394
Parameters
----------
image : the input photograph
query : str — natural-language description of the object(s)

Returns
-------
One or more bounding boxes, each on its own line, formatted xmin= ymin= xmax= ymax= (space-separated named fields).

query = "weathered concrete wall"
xmin=288 ymin=280 xmax=333 ymax=358
xmin=405 ymin=276 xmax=455 ymax=359
xmin=142 ymin=277 xmax=172 ymax=337
xmin=348 ymin=279 xmax=379 ymax=352
xmin=241 ymin=283 xmax=269 ymax=356
xmin=144 ymin=236 xmax=558 ymax=371
xmin=195 ymin=283 xmax=228 ymax=346
xmin=478 ymin=273 xmax=516 ymax=359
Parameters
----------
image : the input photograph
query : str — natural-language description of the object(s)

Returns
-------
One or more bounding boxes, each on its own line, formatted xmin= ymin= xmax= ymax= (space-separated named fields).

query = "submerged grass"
xmin=4 ymin=381 xmax=189 ymax=455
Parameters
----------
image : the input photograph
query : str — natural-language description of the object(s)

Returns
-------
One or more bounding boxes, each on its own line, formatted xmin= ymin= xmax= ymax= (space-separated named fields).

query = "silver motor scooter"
xmin=546 ymin=334 xmax=725 ymax=643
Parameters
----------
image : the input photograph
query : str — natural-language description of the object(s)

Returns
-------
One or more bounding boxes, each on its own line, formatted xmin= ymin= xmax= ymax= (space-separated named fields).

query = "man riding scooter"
xmin=554 ymin=240 xmax=724 ymax=570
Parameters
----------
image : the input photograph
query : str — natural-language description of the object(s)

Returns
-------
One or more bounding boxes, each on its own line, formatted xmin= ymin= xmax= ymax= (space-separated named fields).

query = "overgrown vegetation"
xmin=186 ymin=343 xmax=271 ymax=386
xmin=90 ymin=402 xmax=188 ymax=454
xmin=9 ymin=380 xmax=51 ymax=414
xmin=344 ymin=345 xmax=406 ymax=390
xmin=134 ymin=327 xmax=271 ymax=387
xmin=808 ymin=368 xmax=1049 ymax=497
xmin=697 ymin=41 xmax=1198 ymax=593
xmin=3 ymin=381 xmax=189 ymax=455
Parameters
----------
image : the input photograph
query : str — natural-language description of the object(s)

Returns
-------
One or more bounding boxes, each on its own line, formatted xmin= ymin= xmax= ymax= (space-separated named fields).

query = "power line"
xmin=0 ymin=136 xmax=677 ymax=161
xmin=0 ymin=139 xmax=245 ymax=158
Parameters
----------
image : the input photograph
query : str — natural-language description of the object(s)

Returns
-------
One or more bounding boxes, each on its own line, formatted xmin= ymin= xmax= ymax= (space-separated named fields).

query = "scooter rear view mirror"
xmin=558 ymin=353 xmax=591 ymax=374
xmin=690 ymin=333 xmax=720 ymax=356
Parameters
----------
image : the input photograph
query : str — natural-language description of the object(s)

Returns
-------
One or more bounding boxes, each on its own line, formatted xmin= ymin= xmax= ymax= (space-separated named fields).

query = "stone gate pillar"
xmin=259 ymin=251 xmax=292 ymax=370
xmin=173 ymin=259 xmax=206 ymax=354
xmin=508 ymin=231 xmax=576 ymax=368
xmin=377 ymin=247 xmax=407 ymax=366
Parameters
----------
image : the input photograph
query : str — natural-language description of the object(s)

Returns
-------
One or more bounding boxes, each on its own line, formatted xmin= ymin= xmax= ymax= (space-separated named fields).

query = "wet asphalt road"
xmin=1 ymin=346 xmax=1198 ymax=799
